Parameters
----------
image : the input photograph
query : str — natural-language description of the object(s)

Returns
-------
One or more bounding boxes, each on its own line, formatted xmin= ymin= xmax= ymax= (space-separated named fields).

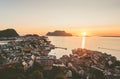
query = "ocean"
xmin=48 ymin=36 xmax=120 ymax=60
xmin=0 ymin=36 xmax=120 ymax=60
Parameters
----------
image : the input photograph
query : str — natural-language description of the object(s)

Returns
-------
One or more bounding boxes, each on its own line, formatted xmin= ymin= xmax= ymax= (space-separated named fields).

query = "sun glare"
xmin=81 ymin=32 xmax=87 ymax=36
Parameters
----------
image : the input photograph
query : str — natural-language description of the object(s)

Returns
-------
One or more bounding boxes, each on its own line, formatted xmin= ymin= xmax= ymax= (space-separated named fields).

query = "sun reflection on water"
xmin=81 ymin=32 xmax=86 ymax=49
xmin=81 ymin=36 xmax=85 ymax=49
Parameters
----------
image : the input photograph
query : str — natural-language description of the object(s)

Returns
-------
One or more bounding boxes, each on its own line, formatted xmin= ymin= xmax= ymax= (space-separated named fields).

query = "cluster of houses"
xmin=60 ymin=48 xmax=120 ymax=79
xmin=0 ymin=35 xmax=120 ymax=79
xmin=0 ymin=35 xmax=56 ymax=71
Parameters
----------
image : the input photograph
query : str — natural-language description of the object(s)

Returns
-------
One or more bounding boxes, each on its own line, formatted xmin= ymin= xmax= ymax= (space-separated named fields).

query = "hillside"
xmin=0 ymin=29 xmax=19 ymax=37
xmin=46 ymin=30 xmax=72 ymax=36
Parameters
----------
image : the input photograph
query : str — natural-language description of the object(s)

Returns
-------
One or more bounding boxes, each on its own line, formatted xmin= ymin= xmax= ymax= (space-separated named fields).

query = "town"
xmin=0 ymin=35 xmax=120 ymax=79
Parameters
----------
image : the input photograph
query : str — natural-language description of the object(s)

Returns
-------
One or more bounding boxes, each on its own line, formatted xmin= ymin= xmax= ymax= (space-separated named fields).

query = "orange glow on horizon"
xmin=75 ymin=31 xmax=90 ymax=36
xmin=17 ymin=29 xmax=120 ymax=36
xmin=2 ymin=25 xmax=120 ymax=36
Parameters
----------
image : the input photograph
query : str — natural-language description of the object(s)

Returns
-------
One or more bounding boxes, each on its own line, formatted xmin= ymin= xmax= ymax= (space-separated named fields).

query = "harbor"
xmin=0 ymin=35 xmax=120 ymax=79
xmin=0 ymin=0 xmax=120 ymax=79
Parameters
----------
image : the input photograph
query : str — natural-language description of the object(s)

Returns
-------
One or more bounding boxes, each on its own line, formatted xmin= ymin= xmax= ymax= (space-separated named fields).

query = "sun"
xmin=75 ymin=31 xmax=88 ymax=36
xmin=81 ymin=32 xmax=87 ymax=36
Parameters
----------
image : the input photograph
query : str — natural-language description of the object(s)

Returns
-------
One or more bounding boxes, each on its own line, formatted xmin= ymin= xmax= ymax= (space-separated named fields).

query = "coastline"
xmin=0 ymin=36 xmax=120 ymax=79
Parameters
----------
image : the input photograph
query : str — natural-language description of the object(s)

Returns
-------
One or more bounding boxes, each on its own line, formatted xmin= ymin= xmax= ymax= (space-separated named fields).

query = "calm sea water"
xmin=0 ymin=37 xmax=120 ymax=60
xmin=48 ymin=36 xmax=120 ymax=60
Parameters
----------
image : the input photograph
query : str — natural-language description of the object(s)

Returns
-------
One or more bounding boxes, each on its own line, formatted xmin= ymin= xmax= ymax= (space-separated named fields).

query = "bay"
xmin=49 ymin=36 xmax=120 ymax=60
xmin=0 ymin=36 xmax=120 ymax=60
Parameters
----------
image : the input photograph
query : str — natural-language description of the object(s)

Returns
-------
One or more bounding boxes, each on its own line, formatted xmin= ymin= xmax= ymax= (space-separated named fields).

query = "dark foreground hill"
xmin=0 ymin=29 xmax=19 ymax=37
xmin=46 ymin=30 xmax=72 ymax=36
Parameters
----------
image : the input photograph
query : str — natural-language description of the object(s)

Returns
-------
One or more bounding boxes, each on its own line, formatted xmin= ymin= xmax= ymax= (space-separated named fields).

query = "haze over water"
xmin=0 ymin=0 xmax=120 ymax=36
xmin=0 ymin=0 xmax=120 ymax=60
xmin=49 ymin=36 xmax=120 ymax=60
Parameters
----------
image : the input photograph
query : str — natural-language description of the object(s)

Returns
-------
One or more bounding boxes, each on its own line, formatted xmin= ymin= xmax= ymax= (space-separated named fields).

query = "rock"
xmin=0 ymin=29 xmax=19 ymax=37
xmin=46 ymin=30 xmax=72 ymax=36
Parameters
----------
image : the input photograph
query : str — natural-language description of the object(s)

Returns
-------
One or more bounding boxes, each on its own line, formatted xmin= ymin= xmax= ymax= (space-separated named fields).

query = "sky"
xmin=0 ymin=0 xmax=120 ymax=36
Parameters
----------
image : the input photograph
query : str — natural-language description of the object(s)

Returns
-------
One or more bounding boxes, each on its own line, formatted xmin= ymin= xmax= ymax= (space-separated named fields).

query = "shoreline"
xmin=0 ymin=36 xmax=120 ymax=79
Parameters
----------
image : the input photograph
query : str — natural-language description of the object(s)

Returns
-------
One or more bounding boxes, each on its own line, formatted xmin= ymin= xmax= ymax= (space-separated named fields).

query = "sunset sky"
xmin=0 ymin=0 xmax=120 ymax=36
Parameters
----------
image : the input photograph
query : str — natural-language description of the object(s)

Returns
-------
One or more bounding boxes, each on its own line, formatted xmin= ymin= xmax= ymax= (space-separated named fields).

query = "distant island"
xmin=46 ymin=30 xmax=72 ymax=36
xmin=101 ymin=36 xmax=120 ymax=37
xmin=0 ymin=29 xmax=19 ymax=38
